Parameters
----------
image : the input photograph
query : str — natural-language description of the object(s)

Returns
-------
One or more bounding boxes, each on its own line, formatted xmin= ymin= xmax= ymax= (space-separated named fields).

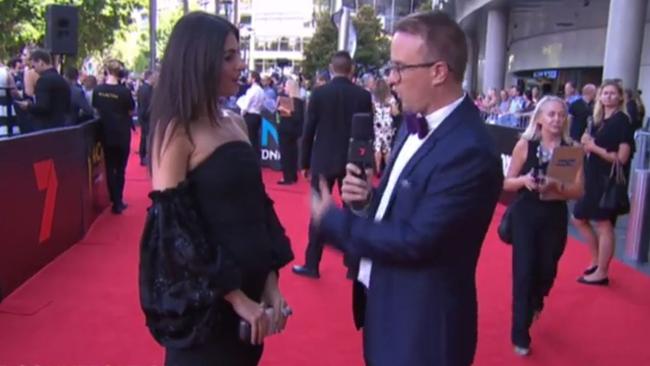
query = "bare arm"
xmin=24 ymin=68 xmax=38 ymax=97
xmin=588 ymin=142 xmax=632 ymax=165
xmin=151 ymin=122 xmax=193 ymax=190
xmin=503 ymin=138 xmax=536 ymax=192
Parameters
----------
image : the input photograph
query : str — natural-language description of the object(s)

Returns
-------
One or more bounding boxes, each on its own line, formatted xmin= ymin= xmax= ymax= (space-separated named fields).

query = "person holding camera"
xmin=503 ymin=96 xmax=584 ymax=356
xmin=93 ymin=60 xmax=135 ymax=214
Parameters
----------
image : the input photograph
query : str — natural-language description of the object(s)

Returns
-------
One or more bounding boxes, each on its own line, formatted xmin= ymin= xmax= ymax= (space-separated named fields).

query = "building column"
xmin=464 ymin=32 xmax=478 ymax=94
xmin=483 ymin=7 xmax=507 ymax=93
xmin=603 ymin=0 xmax=647 ymax=89
xmin=248 ymin=33 xmax=255 ymax=70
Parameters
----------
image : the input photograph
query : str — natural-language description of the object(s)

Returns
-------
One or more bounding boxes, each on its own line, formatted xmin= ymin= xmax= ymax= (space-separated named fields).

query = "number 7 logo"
xmin=34 ymin=159 xmax=58 ymax=244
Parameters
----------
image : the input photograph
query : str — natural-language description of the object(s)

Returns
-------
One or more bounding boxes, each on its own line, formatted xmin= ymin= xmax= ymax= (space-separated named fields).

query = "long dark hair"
xmin=149 ymin=11 xmax=239 ymax=163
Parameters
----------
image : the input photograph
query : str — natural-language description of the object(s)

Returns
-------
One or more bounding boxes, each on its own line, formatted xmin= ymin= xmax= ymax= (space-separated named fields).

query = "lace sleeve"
xmin=138 ymin=181 xmax=240 ymax=348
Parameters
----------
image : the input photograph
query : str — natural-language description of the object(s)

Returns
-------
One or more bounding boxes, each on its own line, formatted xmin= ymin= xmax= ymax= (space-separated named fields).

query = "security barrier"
xmin=0 ymin=121 xmax=110 ymax=300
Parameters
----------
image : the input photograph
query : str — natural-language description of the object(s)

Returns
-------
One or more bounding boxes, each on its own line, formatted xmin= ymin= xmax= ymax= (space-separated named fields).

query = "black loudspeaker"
xmin=45 ymin=5 xmax=79 ymax=55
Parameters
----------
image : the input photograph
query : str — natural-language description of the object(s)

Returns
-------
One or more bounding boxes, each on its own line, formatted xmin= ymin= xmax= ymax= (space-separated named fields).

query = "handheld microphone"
xmin=348 ymin=113 xmax=375 ymax=180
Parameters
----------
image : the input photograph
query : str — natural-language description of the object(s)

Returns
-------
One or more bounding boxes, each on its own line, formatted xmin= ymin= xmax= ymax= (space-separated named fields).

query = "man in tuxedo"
xmin=293 ymin=51 xmax=373 ymax=279
xmin=16 ymin=49 xmax=71 ymax=130
xmin=311 ymin=12 xmax=503 ymax=365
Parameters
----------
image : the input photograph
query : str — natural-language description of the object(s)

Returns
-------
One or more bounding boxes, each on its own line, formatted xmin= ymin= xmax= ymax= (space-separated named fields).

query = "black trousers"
xmin=139 ymin=120 xmax=149 ymax=161
xmin=244 ymin=113 xmax=262 ymax=159
xmin=510 ymin=199 xmax=568 ymax=348
xmin=104 ymin=143 xmax=130 ymax=206
xmin=279 ymin=132 xmax=299 ymax=182
xmin=304 ymin=173 xmax=345 ymax=269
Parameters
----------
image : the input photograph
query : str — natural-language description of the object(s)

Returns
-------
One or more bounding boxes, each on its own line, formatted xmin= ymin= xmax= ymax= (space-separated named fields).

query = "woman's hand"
xmin=520 ymin=173 xmax=538 ymax=191
xmin=225 ymin=290 xmax=269 ymax=345
xmin=538 ymin=176 xmax=561 ymax=193
xmin=581 ymin=134 xmax=598 ymax=153
xmin=263 ymin=273 xmax=289 ymax=334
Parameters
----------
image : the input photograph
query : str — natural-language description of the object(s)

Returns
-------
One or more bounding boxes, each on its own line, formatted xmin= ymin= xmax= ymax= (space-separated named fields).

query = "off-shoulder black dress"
xmin=164 ymin=140 xmax=294 ymax=366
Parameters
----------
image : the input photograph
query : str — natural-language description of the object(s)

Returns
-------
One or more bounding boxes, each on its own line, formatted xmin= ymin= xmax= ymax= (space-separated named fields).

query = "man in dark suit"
xmin=293 ymin=51 xmax=373 ymax=279
xmin=311 ymin=12 xmax=503 ymax=365
xmin=16 ymin=49 xmax=70 ymax=130
xmin=64 ymin=67 xmax=94 ymax=125
xmin=137 ymin=69 xmax=156 ymax=166
xmin=568 ymin=83 xmax=596 ymax=140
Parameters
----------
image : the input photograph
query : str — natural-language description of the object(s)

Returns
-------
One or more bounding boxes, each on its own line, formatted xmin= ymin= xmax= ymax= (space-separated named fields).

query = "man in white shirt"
xmin=238 ymin=71 xmax=265 ymax=157
xmin=310 ymin=11 xmax=503 ymax=366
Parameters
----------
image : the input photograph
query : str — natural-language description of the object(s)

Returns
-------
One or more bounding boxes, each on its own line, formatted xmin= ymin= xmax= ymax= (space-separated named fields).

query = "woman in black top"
xmin=573 ymin=80 xmax=634 ymax=286
xmin=625 ymin=88 xmax=645 ymax=131
xmin=503 ymin=96 xmax=584 ymax=356
xmin=277 ymin=78 xmax=304 ymax=185
xmin=145 ymin=12 xmax=293 ymax=365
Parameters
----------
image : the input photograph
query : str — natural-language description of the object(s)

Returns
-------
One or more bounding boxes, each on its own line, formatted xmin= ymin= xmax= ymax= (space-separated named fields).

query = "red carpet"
xmin=1 ymin=136 xmax=650 ymax=365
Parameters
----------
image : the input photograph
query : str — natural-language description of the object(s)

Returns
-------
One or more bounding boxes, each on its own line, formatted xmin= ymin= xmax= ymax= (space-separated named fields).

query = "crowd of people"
xmin=0 ymin=46 xmax=162 ymax=215
xmin=1 ymin=7 xmax=648 ymax=366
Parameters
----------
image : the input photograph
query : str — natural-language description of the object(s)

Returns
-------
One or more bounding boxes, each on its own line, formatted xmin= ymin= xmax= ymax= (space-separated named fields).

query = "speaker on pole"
xmin=45 ymin=5 xmax=79 ymax=55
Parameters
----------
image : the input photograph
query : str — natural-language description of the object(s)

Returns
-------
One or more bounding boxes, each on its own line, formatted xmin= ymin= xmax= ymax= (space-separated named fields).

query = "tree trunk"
xmin=149 ymin=0 xmax=157 ymax=70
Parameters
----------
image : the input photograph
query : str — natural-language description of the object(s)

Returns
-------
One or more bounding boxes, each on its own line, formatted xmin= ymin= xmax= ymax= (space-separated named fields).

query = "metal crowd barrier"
xmin=629 ymin=130 xmax=650 ymax=195
xmin=482 ymin=111 xmax=531 ymax=130
xmin=0 ymin=87 xmax=18 ymax=137
xmin=625 ymin=129 xmax=650 ymax=263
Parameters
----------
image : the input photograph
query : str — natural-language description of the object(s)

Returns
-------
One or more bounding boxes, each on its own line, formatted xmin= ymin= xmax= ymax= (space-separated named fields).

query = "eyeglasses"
xmin=385 ymin=60 xmax=452 ymax=82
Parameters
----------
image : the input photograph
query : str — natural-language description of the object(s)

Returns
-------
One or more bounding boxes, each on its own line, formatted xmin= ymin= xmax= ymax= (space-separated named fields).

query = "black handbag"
xmin=498 ymin=196 xmax=520 ymax=245
xmin=138 ymin=181 xmax=224 ymax=348
xmin=599 ymin=160 xmax=630 ymax=215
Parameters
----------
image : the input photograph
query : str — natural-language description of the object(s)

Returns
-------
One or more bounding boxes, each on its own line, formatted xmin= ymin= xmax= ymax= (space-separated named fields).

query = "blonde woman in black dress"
xmin=573 ymin=80 xmax=634 ymax=286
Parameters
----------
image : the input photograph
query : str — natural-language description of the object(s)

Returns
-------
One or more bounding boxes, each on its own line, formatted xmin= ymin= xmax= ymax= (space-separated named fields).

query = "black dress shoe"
xmin=111 ymin=202 xmax=128 ymax=214
xmin=577 ymin=276 xmax=609 ymax=286
xmin=583 ymin=265 xmax=598 ymax=275
xmin=292 ymin=265 xmax=320 ymax=279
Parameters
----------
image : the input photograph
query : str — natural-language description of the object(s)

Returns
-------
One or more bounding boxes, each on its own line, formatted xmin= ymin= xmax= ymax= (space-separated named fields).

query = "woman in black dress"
xmin=503 ymin=96 xmax=584 ymax=356
xmin=146 ymin=12 xmax=293 ymax=365
xmin=573 ymin=80 xmax=634 ymax=285
xmin=277 ymin=78 xmax=304 ymax=185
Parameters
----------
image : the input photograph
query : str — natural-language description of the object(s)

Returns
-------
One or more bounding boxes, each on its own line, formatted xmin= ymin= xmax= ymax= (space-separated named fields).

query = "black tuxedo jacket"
xmin=28 ymin=68 xmax=71 ymax=128
xmin=301 ymin=77 xmax=372 ymax=177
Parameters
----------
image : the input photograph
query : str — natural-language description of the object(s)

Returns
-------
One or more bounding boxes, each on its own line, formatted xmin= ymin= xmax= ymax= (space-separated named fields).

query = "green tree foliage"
xmin=353 ymin=5 xmax=389 ymax=71
xmin=129 ymin=5 xmax=184 ymax=72
xmin=303 ymin=6 xmax=389 ymax=78
xmin=302 ymin=12 xmax=338 ymax=79
xmin=418 ymin=0 xmax=432 ymax=12
xmin=0 ymin=0 xmax=144 ymax=62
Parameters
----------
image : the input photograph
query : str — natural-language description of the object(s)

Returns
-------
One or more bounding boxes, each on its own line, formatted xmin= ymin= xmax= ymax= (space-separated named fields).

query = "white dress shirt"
xmin=357 ymin=94 xmax=466 ymax=288
xmin=238 ymin=82 xmax=265 ymax=115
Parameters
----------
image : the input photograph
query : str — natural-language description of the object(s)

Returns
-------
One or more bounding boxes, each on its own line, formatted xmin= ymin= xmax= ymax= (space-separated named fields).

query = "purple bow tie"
xmin=405 ymin=113 xmax=429 ymax=139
